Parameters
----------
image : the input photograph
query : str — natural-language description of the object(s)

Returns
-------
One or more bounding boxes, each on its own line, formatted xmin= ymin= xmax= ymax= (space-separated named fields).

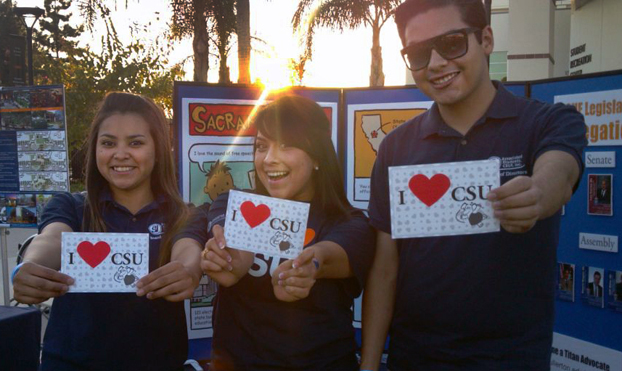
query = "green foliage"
xmin=30 ymin=1 xmax=182 ymax=183
xmin=35 ymin=0 xmax=83 ymax=58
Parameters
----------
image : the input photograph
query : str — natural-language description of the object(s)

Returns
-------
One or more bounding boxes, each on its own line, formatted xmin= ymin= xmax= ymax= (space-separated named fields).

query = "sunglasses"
xmin=401 ymin=27 xmax=483 ymax=71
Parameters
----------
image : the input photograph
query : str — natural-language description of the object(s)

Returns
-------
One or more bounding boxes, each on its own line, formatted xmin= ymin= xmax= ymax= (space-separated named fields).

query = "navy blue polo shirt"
xmin=180 ymin=191 xmax=376 ymax=370
xmin=368 ymin=82 xmax=587 ymax=371
xmin=38 ymin=192 xmax=187 ymax=371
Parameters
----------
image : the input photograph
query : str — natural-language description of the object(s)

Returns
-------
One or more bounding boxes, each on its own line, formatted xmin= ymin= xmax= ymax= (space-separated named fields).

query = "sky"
xmin=14 ymin=0 xmax=409 ymax=88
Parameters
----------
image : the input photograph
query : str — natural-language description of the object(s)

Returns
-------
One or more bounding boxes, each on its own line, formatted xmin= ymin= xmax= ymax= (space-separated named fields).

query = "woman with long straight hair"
xmin=182 ymin=95 xmax=376 ymax=370
xmin=12 ymin=92 xmax=202 ymax=370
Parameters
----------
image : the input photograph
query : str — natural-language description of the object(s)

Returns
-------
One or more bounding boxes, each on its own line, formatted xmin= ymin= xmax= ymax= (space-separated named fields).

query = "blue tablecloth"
xmin=0 ymin=305 xmax=41 ymax=371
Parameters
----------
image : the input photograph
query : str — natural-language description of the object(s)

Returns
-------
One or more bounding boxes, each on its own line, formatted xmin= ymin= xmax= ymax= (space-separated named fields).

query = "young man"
xmin=361 ymin=1 xmax=587 ymax=370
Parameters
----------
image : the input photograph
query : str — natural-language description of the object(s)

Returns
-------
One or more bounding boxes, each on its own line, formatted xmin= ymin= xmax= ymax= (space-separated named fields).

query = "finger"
xmin=201 ymin=259 xmax=225 ymax=273
xmin=204 ymin=250 xmax=232 ymax=272
xmin=14 ymin=277 xmax=68 ymax=299
xmin=492 ymin=190 xmax=539 ymax=211
xmin=137 ymin=271 xmax=179 ymax=296
xmin=211 ymin=225 xmax=226 ymax=249
xmin=146 ymin=278 xmax=193 ymax=300
xmin=22 ymin=263 xmax=74 ymax=285
xmin=501 ymin=221 xmax=536 ymax=234
xmin=162 ymin=289 xmax=195 ymax=302
xmin=494 ymin=205 xmax=539 ymax=221
xmin=292 ymin=248 xmax=314 ymax=269
xmin=280 ymin=276 xmax=315 ymax=289
xmin=137 ymin=263 xmax=176 ymax=288
xmin=284 ymin=285 xmax=311 ymax=299
xmin=204 ymin=239 xmax=232 ymax=262
xmin=488 ymin=176 xmax=531 ymax=201
xmin=272 ymin=260 xmax=293 ymax=286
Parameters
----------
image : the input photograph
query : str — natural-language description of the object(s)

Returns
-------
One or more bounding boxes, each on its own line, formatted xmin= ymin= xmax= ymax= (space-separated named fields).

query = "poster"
xmin=582 ymin=266 xmax=605 ymax=308
xmin=346 ymin=101 xmax=432 ymax=209
xmin=551 ymin=333 xmax=622 ymax=371
xmin=554 ymin=88 xmax=622 ymax=146
xmin=607 ymin=270 xmax=622 ymax=313
xmin=556 ymin=262 xmax=575 ymax=302
xmin=587 ymin=174 xmax=613 ymax=216
xmin=0 ymin=85 xmax=69 ymax=227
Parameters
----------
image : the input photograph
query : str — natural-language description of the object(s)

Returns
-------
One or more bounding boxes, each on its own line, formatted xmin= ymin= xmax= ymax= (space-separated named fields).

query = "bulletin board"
xmin=0 ymin=85 xmax=70 ymax=228
xmin=530 ymin=70 xmax=622 ymax=370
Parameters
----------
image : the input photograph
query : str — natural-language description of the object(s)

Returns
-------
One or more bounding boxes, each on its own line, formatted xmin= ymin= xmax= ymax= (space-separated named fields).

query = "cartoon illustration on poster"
xmin=346 ymin=101 xmax=433 ymax=209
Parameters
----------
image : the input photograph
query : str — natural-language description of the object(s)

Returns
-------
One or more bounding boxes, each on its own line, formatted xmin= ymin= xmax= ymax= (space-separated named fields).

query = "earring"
xmin=314 ymin=166 xmax=319 ymax=171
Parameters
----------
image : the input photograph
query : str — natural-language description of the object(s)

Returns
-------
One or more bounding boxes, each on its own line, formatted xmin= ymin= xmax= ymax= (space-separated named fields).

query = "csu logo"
xmin=148 ymin=223 xmax=164 ymax=236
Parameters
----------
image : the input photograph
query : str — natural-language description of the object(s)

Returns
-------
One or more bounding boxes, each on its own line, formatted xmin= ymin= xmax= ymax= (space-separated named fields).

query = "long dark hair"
xmin=83 ymin=92 xmax=189 ymax=267
xmin=252 ymin=95 xmax=351 ymax=221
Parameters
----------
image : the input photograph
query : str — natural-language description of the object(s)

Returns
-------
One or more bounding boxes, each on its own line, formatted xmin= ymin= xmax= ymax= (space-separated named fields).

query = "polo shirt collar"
xmin=100 ymin=187 xmax=167 ymax=215
xmin=419 ymin=81 xmax=520 ymax=139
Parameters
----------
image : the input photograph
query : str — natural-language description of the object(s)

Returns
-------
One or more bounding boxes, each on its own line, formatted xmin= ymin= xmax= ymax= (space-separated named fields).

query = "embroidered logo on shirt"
xmin=148 ymin=223 xmax=164 ymax=239
xmin=490 ymin=155 xmax=528 ymax=178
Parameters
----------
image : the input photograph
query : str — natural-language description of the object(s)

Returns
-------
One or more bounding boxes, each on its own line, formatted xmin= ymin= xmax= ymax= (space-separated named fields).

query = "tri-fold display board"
xmin=174 ymin=72 xmax=621 ymax=367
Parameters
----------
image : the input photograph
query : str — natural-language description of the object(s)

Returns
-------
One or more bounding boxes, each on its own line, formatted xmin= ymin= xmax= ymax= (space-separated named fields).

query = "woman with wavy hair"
xmin=13 ymin=92 xmax=202 ymax=370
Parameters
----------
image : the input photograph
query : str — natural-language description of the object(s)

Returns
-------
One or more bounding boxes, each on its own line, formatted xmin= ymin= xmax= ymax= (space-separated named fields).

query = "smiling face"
xmin=96 ymin=113 xmax=156 ymax=199
xmin=254 ymin=131 xmax=317 ymax=202
xmin=404 ymin=5 xmax=493 ymax=108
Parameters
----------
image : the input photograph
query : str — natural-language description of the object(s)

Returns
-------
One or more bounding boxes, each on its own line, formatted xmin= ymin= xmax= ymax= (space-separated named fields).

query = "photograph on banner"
xmin=17 ymin=131 xmax=66 ymax=151
xmin=582 ymin=266 xmax=605 ymax=308
xmin=18 ymin=151 xmax=67 ymax=172
xmin=346 ymin=101 xmax=432 ymax=209
xmin=587 ymin=174 xmax=613 ymax=216
xmin=607 ymin=270 xmax=622 ymax=313
xmin=185 ymin=275 xmax=218 ymax=339
xmin=0 ymin=193 xmax=36 ymax=226
xmin=19 ymin=172 xmax=68 ymax=192
xmin=554 ymin=88 xmax=622 ymax=146
xmin=556 ymin=262 xmax=575 ymax=302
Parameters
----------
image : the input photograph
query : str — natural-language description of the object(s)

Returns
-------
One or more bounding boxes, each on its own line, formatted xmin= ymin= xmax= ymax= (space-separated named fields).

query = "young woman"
xmin=182 ymin=95 xmax=376 ymax=370
xmin=12 ymin=92 xmax=202 ymax=370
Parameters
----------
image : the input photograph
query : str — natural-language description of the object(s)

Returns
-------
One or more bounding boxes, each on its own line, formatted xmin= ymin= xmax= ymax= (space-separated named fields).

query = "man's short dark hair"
xmin=594 ymin=271 xmax=601 ymax=277
xmin=395 ymin=0 xmax=488 ymax=46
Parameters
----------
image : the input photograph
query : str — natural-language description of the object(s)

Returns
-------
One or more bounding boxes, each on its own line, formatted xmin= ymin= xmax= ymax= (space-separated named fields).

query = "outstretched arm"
xmin=13 ymin=222 xmax=75 ymax=304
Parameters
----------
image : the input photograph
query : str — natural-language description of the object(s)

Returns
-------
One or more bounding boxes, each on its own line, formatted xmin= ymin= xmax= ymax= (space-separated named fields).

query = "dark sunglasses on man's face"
xmin=401 ymin=27 xmax=483 ymax=71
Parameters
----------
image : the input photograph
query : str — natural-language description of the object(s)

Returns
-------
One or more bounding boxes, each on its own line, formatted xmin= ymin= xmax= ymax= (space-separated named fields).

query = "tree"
xmin=236 ymin=0 xmax=250 ymax=84
xmin=293 ymin=0 xmax=401 ymax=87
xmin=211 ymin=0 xmax=236 ymax=83
xmin=34 ymin=0 xmax=83 ymax=59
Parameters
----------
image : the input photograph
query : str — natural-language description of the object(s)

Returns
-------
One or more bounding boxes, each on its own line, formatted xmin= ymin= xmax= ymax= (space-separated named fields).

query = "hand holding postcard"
xmin=389 ymin=159 xmax=500 ymax=238
xmin=61 ymin=232 xmax=149 ymax=293
xmin=224 ymin=190 xmax=310 ymax=259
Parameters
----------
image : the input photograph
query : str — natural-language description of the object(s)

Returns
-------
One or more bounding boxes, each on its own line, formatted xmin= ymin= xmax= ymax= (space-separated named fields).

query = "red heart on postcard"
xmin=77 ymin=241 xmax=111 ymax=268
xmin=240 ymin=201 xmax=271 ymax=228
xmin=408 ymin=173 xmax=451 ymax=207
